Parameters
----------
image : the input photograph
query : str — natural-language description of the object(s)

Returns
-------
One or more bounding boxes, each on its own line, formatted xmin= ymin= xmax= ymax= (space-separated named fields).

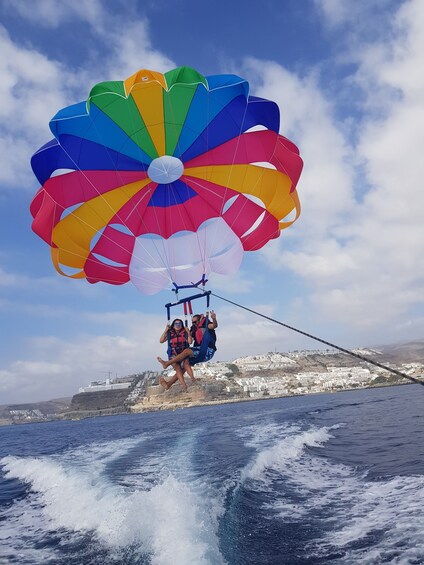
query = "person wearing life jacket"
xmin=157 ymin=311 xmax=218 ymax=370
xmin=159 ymin=318 xmax=195 ymax=391
xmin=190 ymin=312 xmax=217 ymax=353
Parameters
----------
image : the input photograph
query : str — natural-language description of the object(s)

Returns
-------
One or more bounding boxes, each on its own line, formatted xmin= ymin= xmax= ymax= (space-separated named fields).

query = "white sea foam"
xmin=263 ymin=500 xmax=307 ymax=520
xmin=325 ymin=474 xmax=424 ymax=564
xmin=59 ymin=434 xmax=145 ymax=465
xmin=3 ymin=419 xmax=423 ymax=564
xmin=240 ymin=425 xmax=333 ymax=483
xmin=0 ymin=495 xmax=58 ymax=564
xmin=238 ymin=421 xmax=424 ymax=563
xmin=236 ymin=421 xmax=300 ymax=449
xmin=1 ymin=434 xmax=225 ymax=565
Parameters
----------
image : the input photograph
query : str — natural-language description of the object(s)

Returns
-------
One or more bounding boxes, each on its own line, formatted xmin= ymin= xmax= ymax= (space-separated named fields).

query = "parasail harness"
xmin=165 ymin=279 xmax=216 ymax=365
xmin=191 ymin=314 xmax=217 ymax=363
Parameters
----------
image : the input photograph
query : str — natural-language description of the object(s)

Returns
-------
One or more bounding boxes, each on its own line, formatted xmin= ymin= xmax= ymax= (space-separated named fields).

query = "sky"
xmin=0 ymin=0 xmax=423 ymax=404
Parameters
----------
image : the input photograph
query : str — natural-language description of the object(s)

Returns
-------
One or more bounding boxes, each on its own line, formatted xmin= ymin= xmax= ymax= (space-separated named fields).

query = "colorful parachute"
xmin=30 ymin=66 xmax=303 ymax=294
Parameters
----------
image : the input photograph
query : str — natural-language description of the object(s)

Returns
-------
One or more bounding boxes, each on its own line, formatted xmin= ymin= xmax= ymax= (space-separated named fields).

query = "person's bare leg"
xmin=160 ymin=374 xmax=178 ymax=391
xmin=157 ymin=348 xmax=194 ymax=369
xmin=183 ymin=359 xmax=196 ymax=383
xmin=159 ymin=376 xmax=169 ymax=390
xmin=172 ymin=363 xmax=187 ymax=391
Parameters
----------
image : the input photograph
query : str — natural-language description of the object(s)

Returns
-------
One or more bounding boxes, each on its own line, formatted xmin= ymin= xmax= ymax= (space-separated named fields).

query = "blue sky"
xmin=0 ymin=0 xmax=423 ymax=403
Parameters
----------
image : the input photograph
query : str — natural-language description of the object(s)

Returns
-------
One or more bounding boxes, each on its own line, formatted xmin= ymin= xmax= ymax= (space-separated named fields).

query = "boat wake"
xmin=233 ymin=421 xmax=424 ymax=564
xmin=1 ymin=434 xmax=225 ymax=565
xmin=1 ymin=416 xmax=423 ymax=564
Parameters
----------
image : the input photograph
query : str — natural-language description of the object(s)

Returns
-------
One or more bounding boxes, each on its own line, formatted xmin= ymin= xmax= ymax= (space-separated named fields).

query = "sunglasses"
xmin=174 ymin=322 xmax=183 ymax=326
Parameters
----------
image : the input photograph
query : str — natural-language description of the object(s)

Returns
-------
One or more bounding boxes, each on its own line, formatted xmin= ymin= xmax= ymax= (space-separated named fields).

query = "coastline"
xmin=130 ymin=380 xmax=411 ymax=414
xmin=1 ymin=380 xmax=412 ymax=426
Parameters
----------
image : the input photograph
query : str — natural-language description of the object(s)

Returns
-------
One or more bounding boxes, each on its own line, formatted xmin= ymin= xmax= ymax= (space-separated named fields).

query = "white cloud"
xmin=216 ymin=306 xmax=319 ymax=363
xmin=0 ymin=310 xmax=163 ymax=403
xmin=0 ymin=360 xmax=65 ymax=403
xmin=207 ymin=270 xmax=254 ymax=294
xmin=316 ymin=0 xmax=395 ymax=35
xmin=0 ymin=303 xmax=311 ymax=404
xmin=102 ymin=20 xmax=174 ymax=79
xmin=239 ymin=1 xmax=424 ymax=337
xmin=315 ymin=0 xmax=351 ymax=26
xmin=0 ymin=263 xmax=112 ymax=301
xmin=0 ymin=3 xmax=174 ymax=191
xmin=0 ymin=27 xmax=71 ymax=188
xmin=317 ymin=0 xmax=386 ymax=28
xmin=330 ymin=0 xmax=424 ymax=326
xmin=241 ymin=58 xmax=356 ymax=240
xmin=2 ymin=0 xmax=105 ymax=28
xmin=0 ymin=265 xmax=24 ymax=287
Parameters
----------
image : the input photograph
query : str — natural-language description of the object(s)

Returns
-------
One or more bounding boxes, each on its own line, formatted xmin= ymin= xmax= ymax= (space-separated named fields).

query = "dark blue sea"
xmin=1 ymin=384 xmax=423 ymax=565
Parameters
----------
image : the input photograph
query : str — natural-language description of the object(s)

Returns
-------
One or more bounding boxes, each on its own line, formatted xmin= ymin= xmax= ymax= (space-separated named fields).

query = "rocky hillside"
xmin=0 ymin=398 xmax=71 ymax=425
xmin=3 ymin=340 xmax=423 ymax=423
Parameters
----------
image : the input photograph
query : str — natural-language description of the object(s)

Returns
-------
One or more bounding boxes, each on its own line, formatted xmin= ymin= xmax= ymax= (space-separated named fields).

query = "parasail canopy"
xmin=30 ymin=66 xmax=303 ymax=294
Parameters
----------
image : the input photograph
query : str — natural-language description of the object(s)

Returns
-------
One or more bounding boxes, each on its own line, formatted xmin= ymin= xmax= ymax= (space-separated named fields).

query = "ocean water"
xmin=0 ymin=384 xmax=423 ymax=565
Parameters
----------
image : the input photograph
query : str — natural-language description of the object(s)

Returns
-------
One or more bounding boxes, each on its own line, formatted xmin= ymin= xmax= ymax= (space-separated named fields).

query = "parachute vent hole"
xmin=91 ymin=253 xmax=126 ymax=268
xmin=280 ymin=207 xmax=298 ymax=223
xmin=244 ymin=125 xmax=267 ymax=133
xmin=222 ymin=195 xmax=238 ymax=213
xmin=243 ymin=194 xmax=266 ymax=208
xmin=250 ymin=161 xmax=276 ymax=170
xmin=50 ymin=168 xmax=75 ymax=178
xmin=60 ymin=203 xmax=84 ymax=221
xmin=241 ymin=211 xmax=266 ymax=239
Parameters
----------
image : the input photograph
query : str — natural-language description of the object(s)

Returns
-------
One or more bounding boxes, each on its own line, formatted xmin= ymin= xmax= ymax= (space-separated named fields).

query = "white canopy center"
xmin=147 ymin=155 xmax=184 ymax=184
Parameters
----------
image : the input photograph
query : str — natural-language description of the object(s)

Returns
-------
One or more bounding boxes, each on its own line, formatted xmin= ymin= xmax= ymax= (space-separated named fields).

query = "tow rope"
xmin=211 ymin=292 xmax=424 ymax=387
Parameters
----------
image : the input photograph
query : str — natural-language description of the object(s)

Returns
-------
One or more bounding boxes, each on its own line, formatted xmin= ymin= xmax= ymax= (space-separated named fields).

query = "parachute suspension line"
xmin=91 ymin=111 xmax=175 ymax=292
xmin=127 ymin=188 xmax=175 ymax=292
xmin=54 ymin=124 xmax=170 ymax=291
xmin=148 ymin=179 xmax=174 ymax=287
xmin=210 ymin=292 xmax=424 ymax=387
xmin=204 ymin=85 xmax=251 ymax=275
xmin=221 ymin=97 xmax=261 ymax=239
xmin=45 ymin=145 xmax=129 ymax=280
xmin=165 ymin=290 xmax=211 ymax=325
xmin=164 ymin=84 xmax=207 ymax=281
xmin=124 ymin=205 xmax=172 ymax=293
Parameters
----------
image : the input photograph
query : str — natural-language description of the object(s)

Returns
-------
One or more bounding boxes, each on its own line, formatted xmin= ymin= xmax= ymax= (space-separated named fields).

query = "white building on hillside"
xmin=78 ymin=379 xmax=132 ymax=393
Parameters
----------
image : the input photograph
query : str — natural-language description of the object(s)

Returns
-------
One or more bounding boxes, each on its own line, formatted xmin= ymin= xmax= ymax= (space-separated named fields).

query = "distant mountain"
xmin=0 ymin=397 xmax=71 ymax=424
xmin=376 ymin=339 xmax=424 ymax=362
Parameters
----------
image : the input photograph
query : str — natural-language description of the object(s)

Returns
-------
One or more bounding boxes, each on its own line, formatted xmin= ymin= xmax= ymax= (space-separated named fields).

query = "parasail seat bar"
xmin=165 ymin=291 xmax=211 ymax=322
xmin=171 ymin=275 xmax=208 ymax=294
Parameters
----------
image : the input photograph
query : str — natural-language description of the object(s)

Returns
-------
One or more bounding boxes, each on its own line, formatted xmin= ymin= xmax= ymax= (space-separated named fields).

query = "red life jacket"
xmin=169 ymin=328 xmax=188 ymax=356
xmin=191 ymin=316 xmax=217 ymax=351
xmin=192 ymin=315 xmax=206 ymax=346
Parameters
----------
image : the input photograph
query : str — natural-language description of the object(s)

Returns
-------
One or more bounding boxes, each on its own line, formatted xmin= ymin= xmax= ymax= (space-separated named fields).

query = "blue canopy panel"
xmin=180 ymin=95 xmax=280 ymax=163
xmin=148 ymin=180 xmax=197 ymax=207
xmin=31 ymin=136 xmax=148 ymax=185
xmin=174 ymin=76 xmax=249 ymax=159
xmin=49 ymin=102 xmax=152 ymax=165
